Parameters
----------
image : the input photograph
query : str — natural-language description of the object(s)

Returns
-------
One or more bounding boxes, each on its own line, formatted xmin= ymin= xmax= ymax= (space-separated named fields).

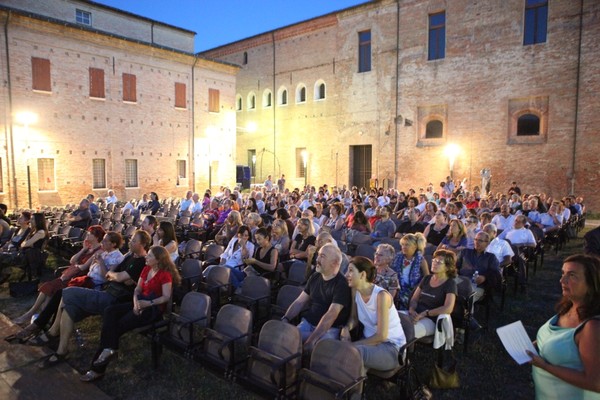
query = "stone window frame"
xmin=262 ymin=89 xmax=272 ymax=108
xmin=417 ymin=105 xmax=447 ymax=147
xmin=314 ymin=80 xmax=326 ymax=101
xmin=507 ymin=96 xmax=548 ymax=145
xmin=277 ymin=86 xmax=288 ymax=106
xmin=296 ymin=84 xmax=307 ymax=104
xmin=247 ymin=92 xmax=256 ymax=110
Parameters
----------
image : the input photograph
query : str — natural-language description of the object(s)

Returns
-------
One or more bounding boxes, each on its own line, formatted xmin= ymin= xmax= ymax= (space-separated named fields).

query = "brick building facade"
xmin=202 ymin=0 xmax=600 ymax=211
xmin=0 ymin=0 xmax=238 ymax=209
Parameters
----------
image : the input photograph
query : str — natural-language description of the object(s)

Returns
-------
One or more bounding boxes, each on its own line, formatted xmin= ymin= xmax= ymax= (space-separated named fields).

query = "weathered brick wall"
xmin=0 ymin=11 xmax=237 ymax=209
xmin=203 ymin=0 xmax=600 ymax=211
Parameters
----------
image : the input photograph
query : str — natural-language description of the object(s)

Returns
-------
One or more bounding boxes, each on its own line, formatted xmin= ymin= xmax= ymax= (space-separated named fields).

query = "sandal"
xmin=92 ymin=348 xmax=117 ymax=367
xmin=4 ymin=327 xmax=39 ymax=344
xmin=80 ymin=370 xmax=105 ymax=382
xmin=27 ymin=332 xmax=57 ymax=347
xmin=38 ymin=353 xmax=67 ymax=369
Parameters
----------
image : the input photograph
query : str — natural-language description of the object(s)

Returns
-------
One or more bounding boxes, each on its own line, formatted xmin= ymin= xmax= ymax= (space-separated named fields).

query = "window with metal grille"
xmin=177 ymin=160 xmax=187 ymax=179
xmin=92 ymin=159 xmax=106 ymax=189
xmin=89 ymin=67 xmax=105 ymax=98
xmin=38 ymin=158 xmax=55 ymax=191
xmin=32 ymin=57 xmax=51 ymax=92
xmin=122 ymin=73 xmax=137 ymax=102
xmin=296 ymin=148 xmax=307 ymax=178
xmin=125 ymin=159 xmax=138 ymax=187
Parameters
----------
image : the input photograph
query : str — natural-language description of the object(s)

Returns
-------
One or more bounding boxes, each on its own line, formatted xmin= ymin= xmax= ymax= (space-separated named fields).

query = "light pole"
xmin=16 ymin=112 xmax=38 ymax=209
xmin=301 ymin=150 xmax=308 ymax=188
xmin=444 ymin=143 xmax=460 ymax=179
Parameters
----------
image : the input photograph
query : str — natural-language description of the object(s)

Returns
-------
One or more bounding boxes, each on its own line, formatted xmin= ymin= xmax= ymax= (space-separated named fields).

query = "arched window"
xmin=247 ymin=92 xmax=256 ymax=110
xmin=278 ymin=86 xmax=288 ymax=105
xmin=263 ymin=90 xmax=272 ymax=108
xmin=314 ymin=80 xmax=326 ymax=100
xmin=296 ymin=84 xmax=306 ymax=103
xmin=235 ymin=95 xmax=242 ymax=111
xmin=425 ymin=120 xmax=443 ymax=139
xmin=243 ymin=52 xmax=248 ymax=65
xmin=517 ymin=113 xmax=540 ymax=136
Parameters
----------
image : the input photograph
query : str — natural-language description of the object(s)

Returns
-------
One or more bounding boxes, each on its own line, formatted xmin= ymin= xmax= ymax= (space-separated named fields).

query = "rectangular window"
xmin=176 ymin=160 xmax=186 ymax=184
xmin=125 ymin=159 xmax=138 ymax=187
xmin=32 ymin=57 xmax=51 ymax=91
xmin=76 ymin=9 xmax=92 ymax=26
xmin=524 ymin=0 xmax=548 ymax=45
xmin=92 ymin=159 xmax=106 ymax=189
xmin=428 ymin=12 xmax=446 ymax=60
xmin=296 ymin=148 xmax=307 ymax=179
xmin=175 ymin=82 xmax=186 ymax=108
xmin=37 ymin=158 xmax=55 ymax=191
xmin=89 ymin=67 xmax=105 ymax=99
xmin=208 ymin=88 xmax=220 ymax=113
xmin=122 ymin=73 xmax=137 ymax=102
xmin=248 ymin=149 xmax=256 ymax=177
xmin=358 ymin=30 xmax=371 ymax=73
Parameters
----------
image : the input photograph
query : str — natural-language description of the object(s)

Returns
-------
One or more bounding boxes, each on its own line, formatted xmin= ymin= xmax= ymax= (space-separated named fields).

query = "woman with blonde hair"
xmin=437 ymin=219 xmax=468 ymax=254
xmin=391 ymin=232 xmax=429 ymax=309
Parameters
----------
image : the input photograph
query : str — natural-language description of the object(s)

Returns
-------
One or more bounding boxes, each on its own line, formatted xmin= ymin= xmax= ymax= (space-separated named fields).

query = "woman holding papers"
xmin=527 ymin=254 xmax=600 ymax=399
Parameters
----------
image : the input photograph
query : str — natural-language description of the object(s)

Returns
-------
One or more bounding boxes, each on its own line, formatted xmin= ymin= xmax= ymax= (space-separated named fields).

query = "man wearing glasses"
xmin=457 ymin=231 xmax=501 ymax=302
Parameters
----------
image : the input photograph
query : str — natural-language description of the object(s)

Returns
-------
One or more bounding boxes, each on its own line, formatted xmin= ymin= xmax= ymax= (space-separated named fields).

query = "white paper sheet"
xmin=496 ymin=320 xmax=538 ymax=365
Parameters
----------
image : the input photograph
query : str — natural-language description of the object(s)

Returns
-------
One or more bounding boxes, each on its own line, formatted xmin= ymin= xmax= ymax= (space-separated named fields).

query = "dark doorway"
xmin=350 ymin=145 xmax=372 ymax=190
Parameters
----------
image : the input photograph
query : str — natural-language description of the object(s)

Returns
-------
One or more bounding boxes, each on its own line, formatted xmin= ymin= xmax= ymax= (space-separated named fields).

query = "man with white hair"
xmin=105 ymin=190 xmax=117 ymax=205
xmin=281 ymin=243 xmax=351 ymax=350
xmin=179 ymin=190 xmax=194 ymax=215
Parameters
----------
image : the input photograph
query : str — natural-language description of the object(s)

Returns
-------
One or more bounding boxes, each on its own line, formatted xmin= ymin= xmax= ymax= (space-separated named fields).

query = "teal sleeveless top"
xmin=532 ymin=315 xmax=600 ymax=400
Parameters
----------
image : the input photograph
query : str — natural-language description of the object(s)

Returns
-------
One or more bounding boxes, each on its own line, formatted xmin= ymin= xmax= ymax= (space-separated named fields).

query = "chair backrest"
xmin=214 ymin=304 xmax=253 ymax=342
xmin=206 ymin=265 xmax=230 ymax=287
xmin=275 ymin=285 xmax=304 ymax=310
xmin=184 ymin=239 xmax=203 ymax=258
xmin=287 ymin=261 xmax=308 ymax=285
xmin=398 ymin=312 xmax=415 ymax=345
xmin=180 ymin=259 xmax=203 ymax=282
xmin=240 ymin=275 xmax=270 ymax=299
xmin=169 ymin=292 xmax=210 ymax=344
xmin=203 ymin=243 xmax=224 ymax=262
xmin=453 ymin=276 xmax=474 ymax=323
xmin=354 ymin=244 xmax=375 ymax=260
xmin=301 ymin=339 xmax=364 ymax=400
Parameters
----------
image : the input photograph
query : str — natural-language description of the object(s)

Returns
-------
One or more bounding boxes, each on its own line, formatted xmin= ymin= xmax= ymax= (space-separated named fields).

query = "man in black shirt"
xmin=282 ymin=243 xmax=351 ymax=350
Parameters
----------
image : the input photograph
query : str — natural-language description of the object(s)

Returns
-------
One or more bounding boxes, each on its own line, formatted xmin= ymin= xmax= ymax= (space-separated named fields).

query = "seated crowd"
xmin=0 ymin=177 xmax=590 ymax=392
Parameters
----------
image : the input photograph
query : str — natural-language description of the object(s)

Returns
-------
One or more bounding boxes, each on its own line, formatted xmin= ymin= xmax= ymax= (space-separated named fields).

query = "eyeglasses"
xmin=474 ymin=239 xmax=489 ymax=243
xmin=432 ymin=259 xmax=445 ymax=264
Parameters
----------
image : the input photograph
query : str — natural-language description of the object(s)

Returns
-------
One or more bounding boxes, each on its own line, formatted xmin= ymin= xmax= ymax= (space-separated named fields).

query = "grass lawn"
xmin=0 ymin=227 xmax=592 ymax=399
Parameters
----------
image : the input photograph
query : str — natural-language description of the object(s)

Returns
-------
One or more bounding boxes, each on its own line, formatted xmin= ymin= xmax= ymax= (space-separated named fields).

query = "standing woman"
xmin=341 ymin=256 xmax=406 ymax=372
xmin=391 ymin=233 xmax=430 ymax=310
xmin=157 ymin=221 xmax=178 ymax=262
xmin=527 ymin=254 xmax=600 ymax=399
xmin=407 ymin=249 xmax=457 ymax=339
xmin=80 ymin=246 xmax=181 ymax=382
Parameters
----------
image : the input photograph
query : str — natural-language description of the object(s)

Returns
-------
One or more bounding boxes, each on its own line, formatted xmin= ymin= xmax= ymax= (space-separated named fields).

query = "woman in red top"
xmin=80 ymin=246 xmax=181 ymax=382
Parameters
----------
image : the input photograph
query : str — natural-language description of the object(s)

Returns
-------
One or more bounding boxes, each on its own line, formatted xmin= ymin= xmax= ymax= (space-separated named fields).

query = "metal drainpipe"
xmin=393 ymin=0 xmax=400 ymax=189
xmin=4 ymin=11 xmax=18 ymax=208
xmin=272 ymin=32 xmax=277 ymax=177
xmin=570 ymin=0 xmax=584 ymax=195
xmin=191 ymin=54 xmax=199 ymax=192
